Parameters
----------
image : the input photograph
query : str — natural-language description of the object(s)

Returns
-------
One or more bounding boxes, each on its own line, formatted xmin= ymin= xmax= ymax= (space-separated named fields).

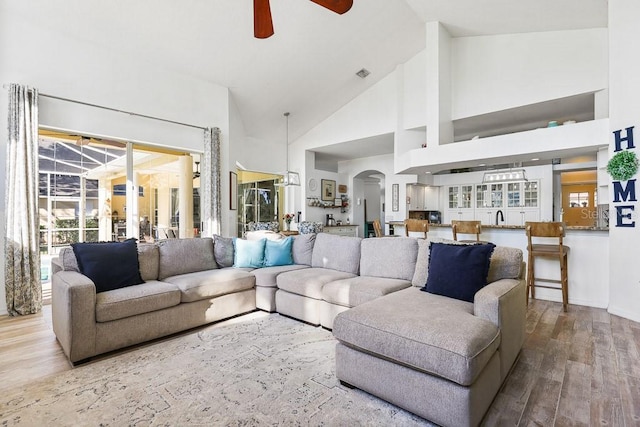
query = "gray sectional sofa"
xmin=51 ymin=232 xmax=525 ymax=427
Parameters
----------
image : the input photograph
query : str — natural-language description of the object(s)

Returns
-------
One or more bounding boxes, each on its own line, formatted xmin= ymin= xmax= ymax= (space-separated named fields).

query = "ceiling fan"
xmin=254 ymin=0 xmax=353 ymax=39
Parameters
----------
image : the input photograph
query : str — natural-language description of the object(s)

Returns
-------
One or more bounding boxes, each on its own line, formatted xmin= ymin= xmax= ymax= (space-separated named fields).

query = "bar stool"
xmin=372 ymin=219 xmax=384 ymax=237
xmin=404 ymin=219 xmax=428 ymax=238
xmin=451 ymin=220 xmax=482 ymax=242
xmin=525 ymin=221 xmax=570 ymax=312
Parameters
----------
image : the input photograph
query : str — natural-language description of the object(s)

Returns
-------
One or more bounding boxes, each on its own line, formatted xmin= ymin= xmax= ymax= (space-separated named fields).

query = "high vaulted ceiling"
xmin=6 ymin=0 xmax=608 ymax=146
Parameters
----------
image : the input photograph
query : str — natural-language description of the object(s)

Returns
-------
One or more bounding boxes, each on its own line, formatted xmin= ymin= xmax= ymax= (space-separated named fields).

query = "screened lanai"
xmin=38 ymin=130 xmax=201 ymax=294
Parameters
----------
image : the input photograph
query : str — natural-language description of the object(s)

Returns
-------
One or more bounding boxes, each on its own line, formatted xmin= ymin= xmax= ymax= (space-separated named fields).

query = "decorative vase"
xmin=285 ymin=221 xmax=291 ymax=231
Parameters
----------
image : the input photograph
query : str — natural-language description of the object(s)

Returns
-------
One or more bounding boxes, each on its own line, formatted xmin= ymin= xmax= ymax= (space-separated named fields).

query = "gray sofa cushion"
xmin=213 ymin=235 xmax=234 ymax=268
xmin=277 ymin=267 xmax=356 ymax=299
xmin=59 ymin=247 xmax=80 ymax=272
xmin=138 ymin=244 xmax=159 ymax=281
xmin=322 ymin=276 xmax=411 ymax=308
xmin=292 ymin=233 xmax=316 ymax=266
xmin=487 ymin=246 xmax=523 ymax=283
xmin=95 ymin=280 xmax=181 ymax=322
xmin=163 ymin=268 xmax=255 ymax=303
xmin=311 ymin=233 xmax=362 ymax=274
xmin=412 ymin=240 xmax=522 ymax=287
xmin=411 ymin=237 xmax=462 ymax=287
xmin=333 ymin=287 xmax=500 ymax=387
xmin=157 ymin=238 xmax=216 ymax=280
xmin=360 ymin=237 xmax=418 ymax=281
xmin=251 ymin=264 xmax=309 ymax=288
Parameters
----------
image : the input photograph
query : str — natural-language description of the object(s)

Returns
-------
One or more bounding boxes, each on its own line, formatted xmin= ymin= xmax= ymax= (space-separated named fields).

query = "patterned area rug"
xmin=0 ymin=312 xmax=433 ymax=426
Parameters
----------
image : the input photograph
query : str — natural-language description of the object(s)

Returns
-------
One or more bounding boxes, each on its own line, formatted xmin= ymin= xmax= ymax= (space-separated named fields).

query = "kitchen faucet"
xmin=496 ymin=210 xmax=504 ymax=225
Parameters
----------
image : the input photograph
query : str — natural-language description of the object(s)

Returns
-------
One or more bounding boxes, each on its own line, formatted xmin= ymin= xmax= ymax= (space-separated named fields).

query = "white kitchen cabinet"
xmin=474 ymin=183 xmax=505 ymax=225
xmin=406 ymin=184 xmax=425 ymax=210
xmin=505 ymin=181 xmax=539 ymax=225
xmin=424 ymin=186 xmax=440 ymax=210
xmin=506 ymin=208 xmax=540 ymax=226
xmin=446 ymin=209 xmax=476 ymax=223
xmin=447 ymin=185 xmax=473 ymax=209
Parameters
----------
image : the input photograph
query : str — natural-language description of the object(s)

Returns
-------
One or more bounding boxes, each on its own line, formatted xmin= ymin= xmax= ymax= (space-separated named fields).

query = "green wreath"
xmin=607 ymin=150 xmax=639 ymax=181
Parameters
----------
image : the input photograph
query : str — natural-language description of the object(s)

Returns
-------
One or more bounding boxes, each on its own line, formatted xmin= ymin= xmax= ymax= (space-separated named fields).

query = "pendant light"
xmin=282 ymin=112 xmax=300 ymax=186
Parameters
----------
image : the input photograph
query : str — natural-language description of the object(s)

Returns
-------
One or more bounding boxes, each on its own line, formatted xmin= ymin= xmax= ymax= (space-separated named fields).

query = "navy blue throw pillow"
xmin=72 ymin=238 xmax=144 ymax=293
xmin=422 ymin=242 xmax=496 ymax=303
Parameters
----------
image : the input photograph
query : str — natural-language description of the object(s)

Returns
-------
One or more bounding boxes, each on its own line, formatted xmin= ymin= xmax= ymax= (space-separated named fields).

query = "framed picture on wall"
xmin=321 ymin=179 xmax=336 ymax=201
xmin=392 ymin=183 xmax=399 ymax=211
xmin=230 ymin=171 xmax=238 ymax=210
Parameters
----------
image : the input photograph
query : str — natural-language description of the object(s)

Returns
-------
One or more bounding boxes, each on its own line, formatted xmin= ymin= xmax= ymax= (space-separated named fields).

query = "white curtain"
xmin=5 ymin=84 xmax=41 ymax=315
xmin=202 ymin=127 xmax=221 ymax=236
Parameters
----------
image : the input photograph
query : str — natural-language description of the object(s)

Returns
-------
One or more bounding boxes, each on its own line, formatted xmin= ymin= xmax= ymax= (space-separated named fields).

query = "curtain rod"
xmin=3 ymin=84 xmax=208 ymax=131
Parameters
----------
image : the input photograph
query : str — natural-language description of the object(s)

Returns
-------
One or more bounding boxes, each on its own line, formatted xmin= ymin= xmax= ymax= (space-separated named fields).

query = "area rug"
xmin=0 ymin=312 xmax=433 ymax=426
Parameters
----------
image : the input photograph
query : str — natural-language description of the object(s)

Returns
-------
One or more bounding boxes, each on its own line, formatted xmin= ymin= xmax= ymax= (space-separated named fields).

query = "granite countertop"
xmin=324 ymin=224 xmax=358 ymax=228
xmin=388 ymin=221 xmax=608 ymax=231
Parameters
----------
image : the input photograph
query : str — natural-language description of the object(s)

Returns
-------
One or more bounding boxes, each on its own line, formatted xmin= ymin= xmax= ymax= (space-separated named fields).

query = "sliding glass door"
xmin=38 ymin=130 xmax=201 ymax=292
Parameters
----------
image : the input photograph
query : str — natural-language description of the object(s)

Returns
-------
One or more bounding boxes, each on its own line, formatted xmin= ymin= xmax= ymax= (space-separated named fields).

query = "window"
xmin=569 ymin=192 xmax=590 ymax=208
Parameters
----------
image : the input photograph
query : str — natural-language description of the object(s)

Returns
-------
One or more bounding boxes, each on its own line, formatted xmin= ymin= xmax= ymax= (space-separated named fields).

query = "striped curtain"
xmin=5 ymin=84 xmax=41 ymax=315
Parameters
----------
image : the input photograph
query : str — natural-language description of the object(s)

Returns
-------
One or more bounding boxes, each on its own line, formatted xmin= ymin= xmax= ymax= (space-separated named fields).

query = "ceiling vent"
xmin=356 ymin=68 xmax=370 ymax=78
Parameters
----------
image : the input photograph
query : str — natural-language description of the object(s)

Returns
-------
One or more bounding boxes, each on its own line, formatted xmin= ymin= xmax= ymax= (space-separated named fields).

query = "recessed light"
xmin=356 ymin=68 xmax=370 ymax=78
xmin=425 ymin=171 xmax=431 ymax=174
xmin=531 ymin=158 xmax=539 ymax=161
xmin=478 ymin=163 xmax=486 ymax=167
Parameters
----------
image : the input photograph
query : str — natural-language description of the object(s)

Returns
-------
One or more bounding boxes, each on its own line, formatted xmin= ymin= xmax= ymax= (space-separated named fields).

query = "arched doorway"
xmin=353 ymin=170 xmax=385 ymax=237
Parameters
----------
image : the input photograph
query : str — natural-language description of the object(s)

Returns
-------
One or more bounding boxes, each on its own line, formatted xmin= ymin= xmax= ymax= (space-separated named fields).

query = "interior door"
xmin=562 ymin=184 xmax=597 ymax=226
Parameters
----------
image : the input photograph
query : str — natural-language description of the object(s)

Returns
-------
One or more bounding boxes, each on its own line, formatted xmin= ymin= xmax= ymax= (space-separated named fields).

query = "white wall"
xmin=0 ymin=8 xmax=238 ymax=315
xmin=607 ymin=0 xmax=640 ymax=323
xmin=452 ymin=28 xmax=608 ymax=120
xmin=402 ymin=51 xmax=426 ymax=130
xmin=295 ymin=73 xmax=397 ymax=148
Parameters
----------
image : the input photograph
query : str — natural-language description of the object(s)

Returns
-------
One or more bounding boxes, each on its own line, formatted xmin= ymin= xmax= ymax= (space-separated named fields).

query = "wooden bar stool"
xmin=451 ymin=220 xmax=482 ymax=242
xmin=372 ymin=219 xmax=384 ymax=237
xmin=525 ymin=221 xmax=570 ymax=312
xmin=404 ymin=219 xmax=428 ymax=238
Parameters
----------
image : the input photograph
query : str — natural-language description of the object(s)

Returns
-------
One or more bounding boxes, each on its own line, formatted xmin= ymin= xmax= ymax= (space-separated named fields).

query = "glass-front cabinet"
xmin=446 ymin=185 xmax=474 ymax=222
xmin=475 ymin=183 xmax=504 ymax=225
xmin=505 ymin=181 xmax=540 ymax=225
xmin=447 ymin=180 xmax=540 ymax=225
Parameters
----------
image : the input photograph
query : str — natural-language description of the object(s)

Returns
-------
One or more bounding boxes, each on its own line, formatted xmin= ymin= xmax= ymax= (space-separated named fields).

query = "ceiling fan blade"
xmin=254 ymin=0 xmax=274 ymax=38
xmin=310 ymin=0 xmax=353 ymax=14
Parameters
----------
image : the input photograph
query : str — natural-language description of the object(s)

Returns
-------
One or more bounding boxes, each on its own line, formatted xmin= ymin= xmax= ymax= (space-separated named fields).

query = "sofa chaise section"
xmin=332 ymin=245 xmax=526 ymax=427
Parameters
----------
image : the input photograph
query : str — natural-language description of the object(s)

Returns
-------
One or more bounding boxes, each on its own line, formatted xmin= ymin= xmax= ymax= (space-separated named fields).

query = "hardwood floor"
xmin=1 ymin=300 xmax=639 ymax=426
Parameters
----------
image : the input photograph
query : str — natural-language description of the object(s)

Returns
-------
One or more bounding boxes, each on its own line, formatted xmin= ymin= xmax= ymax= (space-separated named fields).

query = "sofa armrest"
xmin=474 ymin=278 xmax=526 ymax=380
xmin=52 ymin=271 xmax=97 ymax=363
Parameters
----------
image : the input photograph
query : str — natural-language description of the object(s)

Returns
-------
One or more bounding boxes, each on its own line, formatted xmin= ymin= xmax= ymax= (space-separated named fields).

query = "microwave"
xmin=408 ymin=210 xmax=441 ymax=224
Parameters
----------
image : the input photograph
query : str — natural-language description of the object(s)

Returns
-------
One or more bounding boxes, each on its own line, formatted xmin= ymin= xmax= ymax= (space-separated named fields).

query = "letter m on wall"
xmin=613 ymin=179 xmax=637 ymax=202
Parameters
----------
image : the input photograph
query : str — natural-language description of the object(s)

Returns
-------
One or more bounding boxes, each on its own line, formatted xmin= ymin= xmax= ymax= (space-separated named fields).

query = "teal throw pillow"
xmin=422 ymin=242 xmax=496 ymax=303
xmin=264 ymin=237 xmax=294 ymax=267
xmin=234 ymin=238 xmax=266 ymax=268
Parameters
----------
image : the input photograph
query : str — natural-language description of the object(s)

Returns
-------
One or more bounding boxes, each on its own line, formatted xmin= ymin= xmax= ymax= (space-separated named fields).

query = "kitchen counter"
xmin=388 ymin=222 xmax=608 ymax=232
xmin=322 ymin=224 xmax=359 ymax=237
xmin=388 ymin=221 xmax=609 ymax=309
